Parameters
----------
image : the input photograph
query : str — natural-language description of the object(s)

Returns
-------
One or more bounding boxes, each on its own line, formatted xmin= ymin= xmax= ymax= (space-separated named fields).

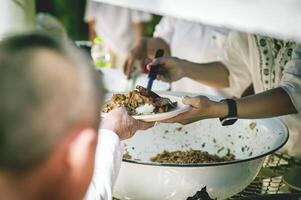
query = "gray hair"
xmin=0 ymin=32 xmax=103 ymax=172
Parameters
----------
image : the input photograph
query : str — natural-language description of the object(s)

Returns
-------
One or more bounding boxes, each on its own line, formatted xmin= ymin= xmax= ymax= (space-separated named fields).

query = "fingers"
xmin=159 ymin=110 xmax=195 ymax=124
xmin=160 ymin=113 xmax=187 ymax=123
xmin=156 ymin=66 xmax=171 ymax=82
xmin=124 ymin=45 xmax=142 ymax=79
xmin=124 ymin=39 xmax=147 ymax=79
xmin=146 ymin=58 xmax=171 ymax=82
xmin=159 ymin=97 xmax=208 ymax=124
xmin=182 ymin=96 xmax=197 ymax=107
xmin=117 ymin=108 xmax=154 ymax=138
xmin=121 ymin=119 xmax=154 ymax=139
xmin=130 ymin=119 xmax=155 ymax=136
xmin=109 ymin=106 xmax=128 ymax=115
xmin=142 ymin=57 xmax=152 ymax=69
xmin=146 ymin=58 xmax=165 ymax=71
xmin=136 ymin=120 xmax=155 ymax=131
xmin=124 ymin=55 xmax=137 ymax=79
xmin=156 ymin=74 xmax=170 ymax=82
xmin=182 ymin=96 xmax=208 ymax=108
xmin=123 ymin=58 xmax=130 ymax=76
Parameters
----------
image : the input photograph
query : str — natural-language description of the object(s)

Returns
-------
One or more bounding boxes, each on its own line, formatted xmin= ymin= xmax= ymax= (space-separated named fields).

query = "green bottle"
xmin=91 ymin=37 xmax=112 ymax=68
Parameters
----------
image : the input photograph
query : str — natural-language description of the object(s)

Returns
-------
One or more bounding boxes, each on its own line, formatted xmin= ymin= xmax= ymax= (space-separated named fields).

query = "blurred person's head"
xmin=0 ymin=32 xmax=103 ymax=200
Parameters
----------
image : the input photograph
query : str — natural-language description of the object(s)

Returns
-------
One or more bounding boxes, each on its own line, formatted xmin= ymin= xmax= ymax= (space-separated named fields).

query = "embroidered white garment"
xmin=222 ymin=32 xmax=301 ymax=158
xmin=154 ymin=16 xmax=232 ymax=96
xmin=84 ymin=129 xmax=124 ymax=200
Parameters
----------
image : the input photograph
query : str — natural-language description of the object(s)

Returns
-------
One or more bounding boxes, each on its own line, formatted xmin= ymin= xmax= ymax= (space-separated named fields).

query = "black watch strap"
xmin=219 ymin=99 xmax=238 ymax=126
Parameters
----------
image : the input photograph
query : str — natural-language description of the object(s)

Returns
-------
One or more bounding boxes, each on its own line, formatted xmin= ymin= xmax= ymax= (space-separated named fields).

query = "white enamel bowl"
xmin=114 ymin=118 xmax=288 ymax=200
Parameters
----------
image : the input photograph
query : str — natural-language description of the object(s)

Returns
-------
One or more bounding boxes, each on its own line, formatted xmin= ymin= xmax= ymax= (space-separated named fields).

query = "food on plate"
xmin=102 ymin=85 xmax=177 ymax=115
xmin=150 ymin=149 xmax=236 ymax=164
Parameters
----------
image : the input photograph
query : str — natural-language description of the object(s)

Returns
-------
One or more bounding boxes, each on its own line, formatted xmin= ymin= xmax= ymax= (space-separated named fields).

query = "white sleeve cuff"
xmin=98 ymin=129 xmax=121 ymax=149
xmin=84 ymin=129 xmax=124 ymax=200
xmin=94 ymin=129 xmax=124 ymax=172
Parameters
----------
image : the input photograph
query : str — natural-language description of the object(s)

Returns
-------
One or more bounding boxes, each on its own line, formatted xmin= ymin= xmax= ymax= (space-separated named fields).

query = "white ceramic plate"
xmin=102 ymin=94 xmax=191 ymax=122
xmin=132 ymin=95 xmax=191 ymax=122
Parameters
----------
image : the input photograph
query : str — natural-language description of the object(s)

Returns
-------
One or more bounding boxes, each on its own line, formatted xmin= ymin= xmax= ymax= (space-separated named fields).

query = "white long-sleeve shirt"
xmin=85 ymin=129 xmax=124 ymax=200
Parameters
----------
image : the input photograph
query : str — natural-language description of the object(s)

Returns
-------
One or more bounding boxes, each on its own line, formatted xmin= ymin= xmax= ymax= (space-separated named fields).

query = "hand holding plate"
xmin=160 ymin=96 xmax=227 ymax=125
xmin=101 ymin=107 xmax=155 ymax=140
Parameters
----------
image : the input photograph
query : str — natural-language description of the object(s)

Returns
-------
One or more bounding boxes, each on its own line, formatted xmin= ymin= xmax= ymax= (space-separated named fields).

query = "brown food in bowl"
xmin=150 ymin=149 xmax=236 ymax=164
xmin=123 ymin=151 xmax=132 ymax=160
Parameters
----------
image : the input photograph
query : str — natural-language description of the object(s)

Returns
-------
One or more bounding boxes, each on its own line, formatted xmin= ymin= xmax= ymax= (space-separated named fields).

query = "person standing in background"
xmin=84 ymin=0 xmax=152 ymax=68
xmin=0 ymin=0 xmax=35 ymax=40
xmin=124 ymin=16 xmax=232 ymax=96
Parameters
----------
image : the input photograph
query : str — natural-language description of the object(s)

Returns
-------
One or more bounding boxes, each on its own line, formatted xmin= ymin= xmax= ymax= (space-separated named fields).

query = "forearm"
xmin=212 ymin=87 xmax=297 ymax=119
xmin=134 ymin=23 xmax=144 ymax=41
xmin=146 ymin=37 xmax=171 ymax=58
xmin=236 ymin=87 xmax=297 ymax=118
xmin=181 ymin=60 xmax=230 ymax=88
xmin=88 ymin=20 xmax=97 ymax=42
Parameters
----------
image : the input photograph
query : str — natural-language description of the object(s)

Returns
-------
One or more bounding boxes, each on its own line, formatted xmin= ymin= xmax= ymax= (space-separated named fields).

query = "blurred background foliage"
xmin=36 ymin=0 xmax=161 ymax=41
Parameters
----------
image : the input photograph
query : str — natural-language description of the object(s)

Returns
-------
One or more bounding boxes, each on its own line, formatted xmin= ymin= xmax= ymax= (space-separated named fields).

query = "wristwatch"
xmin=219 ymin=99 xmax=238 ymax=126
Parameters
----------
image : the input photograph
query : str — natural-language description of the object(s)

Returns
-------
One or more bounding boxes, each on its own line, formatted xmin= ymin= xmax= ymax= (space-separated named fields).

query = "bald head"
xmin=0 ymin=33 xmax=103 ymax=172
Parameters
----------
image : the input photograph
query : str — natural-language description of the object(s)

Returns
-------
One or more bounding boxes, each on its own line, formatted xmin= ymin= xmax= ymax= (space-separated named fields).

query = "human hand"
xmin=160 ymin=96 xmax=228 ymax=125
xmin=146 ymin=56 xmax=186 ymax=82
xmin=100 ymin=107 xmax=155 ymax=140
xmin=123 ymin=38 xmax=150 ymax=79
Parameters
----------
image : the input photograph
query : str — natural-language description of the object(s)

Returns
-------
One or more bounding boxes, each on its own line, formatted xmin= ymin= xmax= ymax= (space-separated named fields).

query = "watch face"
xmin=221 ymin=118 xmax=238 ymax=126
